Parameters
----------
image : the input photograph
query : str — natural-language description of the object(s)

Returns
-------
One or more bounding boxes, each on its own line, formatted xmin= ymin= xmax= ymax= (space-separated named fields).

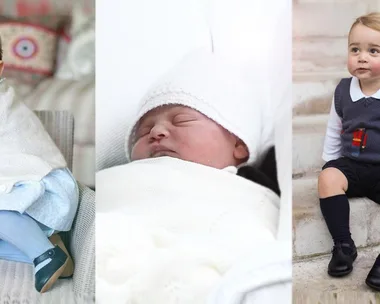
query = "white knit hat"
xmin=125 ymin=49 xmax=274 ymax=165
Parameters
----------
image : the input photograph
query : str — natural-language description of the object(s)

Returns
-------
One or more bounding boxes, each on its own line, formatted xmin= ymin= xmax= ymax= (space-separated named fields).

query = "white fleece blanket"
xmin=96 ymin=157 xmax=281 ymax=304
xmin=0 ymin=79 xmax=66 ymax=193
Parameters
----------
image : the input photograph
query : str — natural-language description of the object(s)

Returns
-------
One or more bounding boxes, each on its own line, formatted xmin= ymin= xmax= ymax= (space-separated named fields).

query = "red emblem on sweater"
xmin=352 ymin=128 xmax=367 ymax=149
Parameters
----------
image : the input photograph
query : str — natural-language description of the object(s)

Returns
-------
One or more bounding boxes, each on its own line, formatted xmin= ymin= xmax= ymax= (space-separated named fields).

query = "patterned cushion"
xmin=0 ymin=15 xmax=67 ymax=84
xmin=0 ymin=0 xmax=95 ymax=79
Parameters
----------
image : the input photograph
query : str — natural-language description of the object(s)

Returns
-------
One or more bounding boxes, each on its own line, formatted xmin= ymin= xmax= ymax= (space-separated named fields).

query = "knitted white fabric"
xmin=207 ymin=240 xmax=291 ymax=304
xmin=125 ymin=50 xmax=274 ymax=165
xmin=0 ymin=80 xmax=66 ymax=193
xmin=96 ymin=157 xmax=279 ymax=304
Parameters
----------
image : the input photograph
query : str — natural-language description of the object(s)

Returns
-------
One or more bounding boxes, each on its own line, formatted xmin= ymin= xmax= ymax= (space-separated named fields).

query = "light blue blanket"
xmin=0 ymin=168 xmax=79 ymax=232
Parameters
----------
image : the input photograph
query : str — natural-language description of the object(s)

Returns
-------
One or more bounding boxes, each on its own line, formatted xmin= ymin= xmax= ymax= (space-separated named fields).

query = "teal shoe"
xmin=33 ymin=245 xmax=69 ymax=293
xmin=49 ymin=234 xmax=74 ymax=279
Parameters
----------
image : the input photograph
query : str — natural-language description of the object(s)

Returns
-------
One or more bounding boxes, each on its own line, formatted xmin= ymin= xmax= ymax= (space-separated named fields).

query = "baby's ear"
xmin=233 ymin=138 xmax=249 ymax=161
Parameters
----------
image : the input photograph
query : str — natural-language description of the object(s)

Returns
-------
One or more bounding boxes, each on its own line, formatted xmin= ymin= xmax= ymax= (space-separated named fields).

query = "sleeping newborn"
xmin=130 ymin=104 xmax=281 ymax=195
xmin=125 ymin=49 xmax=276 ymax=182
xmin=96 ymin=50 xmax=289 ymax=304
xmin=131 ymin=104 xmax=249 ymax=168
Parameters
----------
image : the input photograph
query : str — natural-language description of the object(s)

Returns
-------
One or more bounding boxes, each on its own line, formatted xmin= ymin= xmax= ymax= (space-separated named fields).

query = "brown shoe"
xmin=49 ymin=234 xmax=74 ymax=278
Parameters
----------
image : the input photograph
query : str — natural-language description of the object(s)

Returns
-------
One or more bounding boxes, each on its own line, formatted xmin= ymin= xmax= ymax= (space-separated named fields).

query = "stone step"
xmin=293 ymin=2 xmax=371 ymax=38
xmin=292 ymin=176 xmax=380 ymax=258
xmin=292 ymin=115 xmax=328 ymax=176
xmin=293 ymin=71 xmax=349 ymax=82
xmin=293 ymin=245 xmax=380 ymax=302
xmin=293 ymin=77 xmax=342 ymax=116
xmin=293 ymin=37 xmax=347 ymax=75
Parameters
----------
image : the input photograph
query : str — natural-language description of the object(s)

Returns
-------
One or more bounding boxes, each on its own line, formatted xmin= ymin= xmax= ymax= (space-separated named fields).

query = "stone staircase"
xmin=292 ymin=1 xmax=380 ymax=300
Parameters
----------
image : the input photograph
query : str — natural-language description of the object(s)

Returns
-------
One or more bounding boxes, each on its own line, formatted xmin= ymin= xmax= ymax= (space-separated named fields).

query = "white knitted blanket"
xmin=96 ymin=157 xmax=279 ymax=304
xmin=0 ymin=80 xmax=66 ymax=193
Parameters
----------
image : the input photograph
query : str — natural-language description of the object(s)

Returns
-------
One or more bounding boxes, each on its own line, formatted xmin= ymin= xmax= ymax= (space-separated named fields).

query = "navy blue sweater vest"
xmin=334 ymin=78 xmax=380 ymax=163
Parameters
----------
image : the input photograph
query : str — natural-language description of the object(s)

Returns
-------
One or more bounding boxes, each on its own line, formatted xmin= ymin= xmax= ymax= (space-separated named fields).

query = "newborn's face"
xmin=131 ymin=105 xmax=248 ymax=169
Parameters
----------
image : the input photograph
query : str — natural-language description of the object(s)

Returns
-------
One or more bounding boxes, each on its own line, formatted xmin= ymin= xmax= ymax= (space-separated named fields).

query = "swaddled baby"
xmin=0 ymin=40 xmax=78 ymax=293
xmin=125 ymin=50 xmax=278 ymax=191
xmin=96 ymin=50 xmax=287 ymax=304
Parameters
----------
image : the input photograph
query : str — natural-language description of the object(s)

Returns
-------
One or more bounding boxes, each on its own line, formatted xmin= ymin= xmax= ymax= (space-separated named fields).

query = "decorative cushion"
xmin=0 ymin=15 xmax=67 ymax=84
xmin=0 ymin=0 xmax=94 ymax=78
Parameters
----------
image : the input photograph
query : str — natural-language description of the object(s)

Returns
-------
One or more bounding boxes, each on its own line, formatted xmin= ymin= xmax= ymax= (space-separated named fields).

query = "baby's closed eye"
xmin=136 ymin=125 xmax=152 ymax=137
xmin=172 ymin=114 xmax=197 ymax=124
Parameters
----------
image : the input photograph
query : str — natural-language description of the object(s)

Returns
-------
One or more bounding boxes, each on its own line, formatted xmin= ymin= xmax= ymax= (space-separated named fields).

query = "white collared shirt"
xmin=322 ymin=77 xmax=380 ymax=161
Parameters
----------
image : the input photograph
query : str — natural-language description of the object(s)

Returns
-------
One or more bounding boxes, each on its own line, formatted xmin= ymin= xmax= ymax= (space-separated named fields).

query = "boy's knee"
xmin=318 ymin=168 xmax=347 ymax=197
xmin=318 ymin=169 xmax=334 ymax=188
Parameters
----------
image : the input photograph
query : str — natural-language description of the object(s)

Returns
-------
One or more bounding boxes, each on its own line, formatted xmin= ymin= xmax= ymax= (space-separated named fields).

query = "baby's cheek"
xmin=177 ymin=133 xmax=208 ymax=160
xmin=130 ymin=141 xmax=147 ymax=160
xmin=371 ymin=60 xmax=380 ymax=74
xmin=176 ymin=135 xmax=194 ymax=158
xmin=346 ymin=57 xmax=356 ymax=71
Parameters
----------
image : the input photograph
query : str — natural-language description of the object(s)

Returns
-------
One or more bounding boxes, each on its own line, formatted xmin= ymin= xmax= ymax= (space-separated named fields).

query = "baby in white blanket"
xmin=0 ymin=44 xmax=78 ymax=293
xmin=97 ymin=50 xmax=291 ymax=303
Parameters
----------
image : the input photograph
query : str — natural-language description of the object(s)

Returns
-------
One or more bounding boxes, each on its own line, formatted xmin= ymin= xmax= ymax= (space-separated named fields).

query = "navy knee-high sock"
xmin=320 ymin=194 xmax=353 ymax=244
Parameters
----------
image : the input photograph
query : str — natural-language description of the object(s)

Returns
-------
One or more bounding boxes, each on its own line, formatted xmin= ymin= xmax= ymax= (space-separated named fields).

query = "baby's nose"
xmin=358 ymin=52 xmax=368 ymax=62
xmin=150 ymin=124 xmax=169 ymax=140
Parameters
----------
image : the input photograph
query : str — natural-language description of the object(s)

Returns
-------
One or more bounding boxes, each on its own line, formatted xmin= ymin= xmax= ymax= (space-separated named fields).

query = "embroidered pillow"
xmin=0 ymin=15 xmax=67 ymax=84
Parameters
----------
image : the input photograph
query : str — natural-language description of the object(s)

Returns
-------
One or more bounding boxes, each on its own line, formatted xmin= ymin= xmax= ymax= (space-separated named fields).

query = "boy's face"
xmin=347 ymin=24 xmax=380 ymax=82
xmin=131 ymin=105 xmax=248 ymax=169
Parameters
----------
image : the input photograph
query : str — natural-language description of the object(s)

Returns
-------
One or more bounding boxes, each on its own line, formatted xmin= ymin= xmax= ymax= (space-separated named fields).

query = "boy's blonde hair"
xmin=349 ymin=12 xmax=380 ymax=35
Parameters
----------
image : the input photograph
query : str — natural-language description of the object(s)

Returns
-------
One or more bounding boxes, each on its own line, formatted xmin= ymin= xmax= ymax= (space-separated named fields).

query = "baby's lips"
xmin=150 ymin=143 xmax=173 ymax=154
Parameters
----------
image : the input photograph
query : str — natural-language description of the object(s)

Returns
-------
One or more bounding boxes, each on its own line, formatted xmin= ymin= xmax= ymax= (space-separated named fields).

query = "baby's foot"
xmin=49 ymin=233 xmax=74 ymax=278
xmin=33 ymin=245 xmax=68 ymax=293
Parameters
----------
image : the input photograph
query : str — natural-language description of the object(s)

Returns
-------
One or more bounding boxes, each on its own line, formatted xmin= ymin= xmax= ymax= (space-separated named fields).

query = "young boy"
xmin=0 ymin=38 xmax=78 ymax=293
xmin=318 ymin=12 xmax=380 ymax=291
